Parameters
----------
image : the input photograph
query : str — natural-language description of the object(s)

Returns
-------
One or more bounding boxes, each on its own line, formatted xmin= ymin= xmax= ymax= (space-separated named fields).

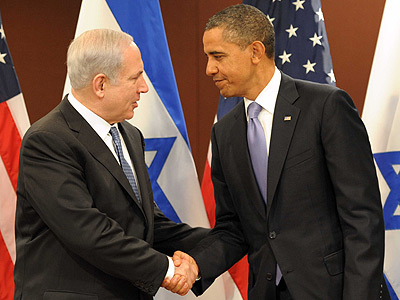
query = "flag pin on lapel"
xmin=284 ymin=115 xmax=292 ymax=121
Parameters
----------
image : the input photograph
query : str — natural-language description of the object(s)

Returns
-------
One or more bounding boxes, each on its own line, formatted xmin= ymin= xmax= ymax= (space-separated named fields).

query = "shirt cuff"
xmin=165 ymin=256 xmax=175 ymax=280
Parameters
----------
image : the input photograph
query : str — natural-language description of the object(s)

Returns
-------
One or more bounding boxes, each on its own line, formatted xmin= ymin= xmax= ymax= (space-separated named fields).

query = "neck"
xmin=246 ymin=62 xmax=275 ymax=100
xmin=71 ymin=88 xmax=107 ymax=122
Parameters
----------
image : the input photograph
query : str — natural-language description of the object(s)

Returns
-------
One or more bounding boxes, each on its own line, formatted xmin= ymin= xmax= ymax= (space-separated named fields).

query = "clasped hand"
xmin=162 ymin=251 xmax=199 ymax=296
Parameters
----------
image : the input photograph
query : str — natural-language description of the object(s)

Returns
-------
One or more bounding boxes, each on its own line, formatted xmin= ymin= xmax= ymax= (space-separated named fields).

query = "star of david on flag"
xmin=362 ymin=0 xmax=400 ymax=298
xmin=375 ymin=152 xmax=400 ymax=231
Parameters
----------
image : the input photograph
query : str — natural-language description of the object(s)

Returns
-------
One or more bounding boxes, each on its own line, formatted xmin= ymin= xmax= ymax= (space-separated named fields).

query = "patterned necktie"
xmin=247 ymin=102 xmax=282 ymax=285
xmin=109 ymin=126 xmax=141 ymax=203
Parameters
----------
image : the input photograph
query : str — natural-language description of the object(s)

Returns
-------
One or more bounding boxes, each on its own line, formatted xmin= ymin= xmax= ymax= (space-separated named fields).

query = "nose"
xmin=206 ymin=59 xmax=218 ymax=77
xmin=139 ymin=76 xmax=149 ymax=94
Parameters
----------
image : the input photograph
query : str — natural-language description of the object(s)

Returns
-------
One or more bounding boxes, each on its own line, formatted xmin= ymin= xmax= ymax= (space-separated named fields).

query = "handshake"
xmin=162 ymin=251 xmax=199 ymax=296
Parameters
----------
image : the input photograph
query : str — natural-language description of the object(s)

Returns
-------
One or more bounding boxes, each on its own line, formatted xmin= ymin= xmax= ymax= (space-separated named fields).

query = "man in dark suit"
xmin=14 ymin=29 xmax=204 ymax=300
xmin=168 ymin=4 xmax=388 ymax=300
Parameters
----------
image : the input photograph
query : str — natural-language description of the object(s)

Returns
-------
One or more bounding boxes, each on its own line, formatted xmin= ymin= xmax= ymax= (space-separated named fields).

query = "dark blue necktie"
xmin=109 ymin=126 xmax=141 ymax=203
xmin=247 ymin=102 xmax=282 ymax=284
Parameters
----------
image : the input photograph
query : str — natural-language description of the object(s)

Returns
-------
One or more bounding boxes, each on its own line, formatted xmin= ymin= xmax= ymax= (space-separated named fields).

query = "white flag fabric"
xmin=63 ymin=1 xmax=241 ymax=299
xmin=362 ymin=0 xmax=400 ymax=299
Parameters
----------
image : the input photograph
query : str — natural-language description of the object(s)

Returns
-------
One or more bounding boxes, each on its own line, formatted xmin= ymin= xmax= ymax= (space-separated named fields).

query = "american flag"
xmin=0 ymin=10 xmax=30 ymax=300
xmin=200 ymin=1 xmax=334 ymax=299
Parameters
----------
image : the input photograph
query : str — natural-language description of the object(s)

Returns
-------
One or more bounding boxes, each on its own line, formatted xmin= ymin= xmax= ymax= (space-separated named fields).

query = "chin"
xmin=220 ymin=91 xmax=234 ymax=98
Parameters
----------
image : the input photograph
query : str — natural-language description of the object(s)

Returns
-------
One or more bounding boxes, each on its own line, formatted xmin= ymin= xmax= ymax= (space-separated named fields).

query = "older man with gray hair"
xmin=14 ymin=28 xmax=205 ymax=300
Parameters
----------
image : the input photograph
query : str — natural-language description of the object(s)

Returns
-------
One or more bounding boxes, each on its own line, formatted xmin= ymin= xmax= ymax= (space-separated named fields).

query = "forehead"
xmin=203 ymin=27 xmax=243 ymax=55
xmin=121 ymin=44 xmax=143 ymax=72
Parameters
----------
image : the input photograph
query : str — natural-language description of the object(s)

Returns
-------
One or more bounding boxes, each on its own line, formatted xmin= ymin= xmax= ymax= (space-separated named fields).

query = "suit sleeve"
xmin=321 ymin=89 xmax=385 ymax=299
xmin=19 ymin=129 xmax=168 ymax=296
xmin=189 ymin=125 xmax=249 ymax=295
xmin=152 ymin=206 xmax=210 ymax=256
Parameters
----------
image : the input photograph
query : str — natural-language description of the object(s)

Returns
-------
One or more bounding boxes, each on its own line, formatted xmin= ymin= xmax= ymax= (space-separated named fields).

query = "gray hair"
xmin=205 ymin=4 xmax=275 ymax=59
xmin=67 ymin=29 xmax=134 ymax=90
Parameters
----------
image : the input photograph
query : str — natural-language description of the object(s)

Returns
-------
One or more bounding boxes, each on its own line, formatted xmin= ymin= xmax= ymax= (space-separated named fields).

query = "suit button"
xmin=266 ymin=273 xmax=273 ymax=281
xmin=269 ymin=231 xmax=276 ymax=239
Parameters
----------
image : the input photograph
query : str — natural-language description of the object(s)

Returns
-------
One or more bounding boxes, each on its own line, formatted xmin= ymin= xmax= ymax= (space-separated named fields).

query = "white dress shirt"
xmin=244 ymin=66 xmax=282 ymax=153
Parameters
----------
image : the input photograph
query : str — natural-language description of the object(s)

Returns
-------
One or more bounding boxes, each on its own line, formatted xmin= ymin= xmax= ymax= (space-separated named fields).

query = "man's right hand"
xmin=161 ymin=251 xmax=199 ymax=296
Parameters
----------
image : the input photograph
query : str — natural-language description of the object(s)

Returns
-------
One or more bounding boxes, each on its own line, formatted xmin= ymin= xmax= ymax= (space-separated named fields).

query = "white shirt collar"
xmin=244 ymin=66 xmax=281 ymax=118
xmin=67 ymin=93 xmax=112 ymax=141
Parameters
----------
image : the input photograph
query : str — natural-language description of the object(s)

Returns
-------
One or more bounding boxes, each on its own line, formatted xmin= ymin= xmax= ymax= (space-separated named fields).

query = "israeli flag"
xmin=363 ymin=0 xmax=400 ymax=299
xmin=63 ymin=1 xmax=237 ymax=299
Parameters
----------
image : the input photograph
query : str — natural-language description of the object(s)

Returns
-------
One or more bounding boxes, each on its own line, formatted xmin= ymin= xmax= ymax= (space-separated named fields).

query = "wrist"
xmin=165 ymin=256 xmax=175 ymax=280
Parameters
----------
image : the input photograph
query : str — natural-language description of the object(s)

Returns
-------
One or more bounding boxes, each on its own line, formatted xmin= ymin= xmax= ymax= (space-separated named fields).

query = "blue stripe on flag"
xmin=105 ymin=0 xmax=190 ymax=148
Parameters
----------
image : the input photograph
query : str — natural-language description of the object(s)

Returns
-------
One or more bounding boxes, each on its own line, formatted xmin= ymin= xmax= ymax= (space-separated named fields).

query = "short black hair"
xmin=205 ymin=4 xmax=275 ymax=59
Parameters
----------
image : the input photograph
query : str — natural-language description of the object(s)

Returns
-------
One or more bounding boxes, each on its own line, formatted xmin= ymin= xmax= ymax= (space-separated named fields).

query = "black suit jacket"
xmin=14 ymin=97 xmax=208 ymax=300
xmin=191 ymin=73 xmax=387 ymax=299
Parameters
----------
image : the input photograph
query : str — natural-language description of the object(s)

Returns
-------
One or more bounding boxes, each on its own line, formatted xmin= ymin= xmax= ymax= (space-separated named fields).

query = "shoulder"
xmin=282 ymin=73 xmax=340 ymax=97
xmin=24 ymin=104 xmax=68 ymax=141
xmin=280 ymin=73 xmax=355 ymax=112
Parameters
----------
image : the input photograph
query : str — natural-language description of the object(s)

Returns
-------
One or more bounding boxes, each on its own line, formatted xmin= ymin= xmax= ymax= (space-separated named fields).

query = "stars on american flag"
xmin=0 ymin=52 xmax=6 ymax=64
xmin=303 ymin=60 xmax=316 ymax=74
xmin=292 ymin=0 xmax=305 ymax=11
xmin=286 ymin=24 xmax=298 ymax=38
xmin=279 ymin=51 xmax=292 ymax=65
xmin=267 ymin=15 xmax=275 ymax=25
xmin=0 ymin=23 xmax=7 ymax=64
xmin=268 ymin=0 xmax=335 ymax=85
xmin=309 ymin=33 xmax=323 ymax=47
xmin=315 ymin=8 xmax=324 ymax=21
xmin=0 ymin=24 xmax=5 ymax=39
xmin=0 ymin=15 xmax=22 ymax=103
xmin=327 ymin=69 xmax=336 ymax=83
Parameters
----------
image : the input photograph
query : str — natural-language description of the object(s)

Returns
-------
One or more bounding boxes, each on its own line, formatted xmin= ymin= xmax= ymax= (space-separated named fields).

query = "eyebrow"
xmin=132 ymin=70 xmax=144 ymax=78
xmin=205 ymin=51 xmax=225 ymax=56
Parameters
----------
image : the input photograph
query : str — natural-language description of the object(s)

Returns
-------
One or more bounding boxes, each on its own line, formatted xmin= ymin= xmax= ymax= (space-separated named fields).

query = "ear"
xmin=250 ymin=41 xmax=266 ymax=64
xmin=92 ymin=74 xmax=107 ymax=98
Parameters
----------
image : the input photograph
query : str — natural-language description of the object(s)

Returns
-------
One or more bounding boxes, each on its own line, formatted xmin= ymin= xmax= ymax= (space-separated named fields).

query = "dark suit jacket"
xmin=190 ymin=73 xmax=387 ymax=300
xmin=14 ymin=97 xmax=208 ymax=300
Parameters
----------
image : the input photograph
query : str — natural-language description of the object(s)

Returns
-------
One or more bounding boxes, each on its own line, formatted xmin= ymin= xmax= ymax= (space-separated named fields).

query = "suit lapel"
xmin=229 ymin=102 xmax=267 ymax=219
xmin=267 ymin=74 xmax=300 ymax=215
xmin=59 ymin=98 xmax=146 ymax=218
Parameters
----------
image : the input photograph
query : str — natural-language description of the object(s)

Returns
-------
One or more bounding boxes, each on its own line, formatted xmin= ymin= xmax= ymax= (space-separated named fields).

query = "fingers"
xmin=171 ymin=275 xmax=189 ymax=295
xmin=173 ymin=250 xmax=191 ymax=263
xmin=172 ymin=251 xmax=185 ymax=267
xmin=162 ymin=251 xmax=199 ymax=296
xmin=163 ymin=274 xmax=190 ymax=295
xmin=161 ymin=278 xmax=170 ymax=288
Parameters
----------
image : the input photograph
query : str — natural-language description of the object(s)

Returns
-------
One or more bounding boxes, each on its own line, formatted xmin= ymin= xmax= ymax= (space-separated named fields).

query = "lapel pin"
xmin=284 ymin=115 xmax=292 ymax=121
